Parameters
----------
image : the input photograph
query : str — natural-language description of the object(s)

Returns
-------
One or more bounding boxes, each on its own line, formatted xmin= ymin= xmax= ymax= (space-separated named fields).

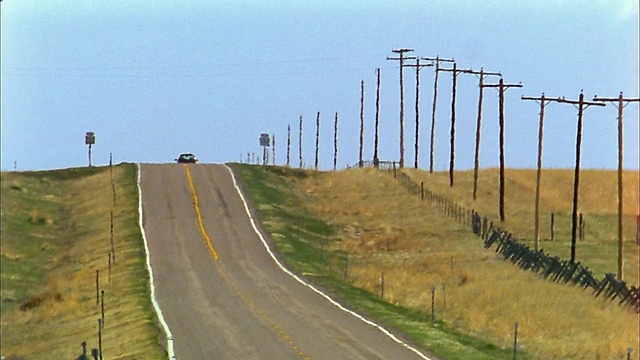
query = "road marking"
xmin=136 ymin=164 xmax=176 ymax=359
xmin=183 ymin=164 xmax=219 ymax=260
xmin=183 ymin=164 xmax=308 ymax=358
xmin=223 ymin=164 xmax=434 ymax=360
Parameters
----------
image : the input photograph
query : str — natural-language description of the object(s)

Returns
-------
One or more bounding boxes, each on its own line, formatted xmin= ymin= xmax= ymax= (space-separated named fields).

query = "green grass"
xmin=231 ymin=163 xmax=523 ymax=360
xmin=1 ymin=164 xmax=165 ymax=359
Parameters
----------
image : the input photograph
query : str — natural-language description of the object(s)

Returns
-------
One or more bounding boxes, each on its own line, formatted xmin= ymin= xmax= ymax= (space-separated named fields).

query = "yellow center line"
xmin=183 ymin=164 xmax=219 ymax=260
xmin=182 ymin=164 xmax=309 ymax=359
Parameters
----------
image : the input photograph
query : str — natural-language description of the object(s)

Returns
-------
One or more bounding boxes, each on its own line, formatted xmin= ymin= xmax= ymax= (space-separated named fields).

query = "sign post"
xmin=85 ymin=132 xmax=96 ymax=167
xmin=259 ymin=133 xmax=270 ymax=166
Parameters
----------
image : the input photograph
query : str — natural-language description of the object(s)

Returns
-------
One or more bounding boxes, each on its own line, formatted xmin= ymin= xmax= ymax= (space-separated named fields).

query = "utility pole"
xmin=315 ymin=112 xmax=320 ymax=170
xmin=439 ymin=63 xmax=478 ymax=187
xmin=483 ymin=77 xmax=523 ymax=222
xmin=404 ymin=59 xmax=434 ymax=169
xmin=551 ymin=91 xmax=605 ymax=263
xmin=593 ymin=92 xmax=639 ymax=279
xmin=286 ymin=124 xmax=291 ymax=167
xmin=472 ymin=68 xmax=501 ymax=200
xmin=334 ymin=112 xmax=339 ymax=170
xmin=374 ymin=68 xmax=381 ymax=167
xmin=422 ymin=56 xmax=454 ymax=173
xmin=272 ymin=134 xmax=276 ymax=166
xmin=387 ymin=48 xmax=415 ymax=168
xmin=521 ymin=93 xmax=552 ymax=251
xmin=359 ymin=80 xmax=365 ymax=167
xmin=299 ymin=115 xmax=303 ymax=169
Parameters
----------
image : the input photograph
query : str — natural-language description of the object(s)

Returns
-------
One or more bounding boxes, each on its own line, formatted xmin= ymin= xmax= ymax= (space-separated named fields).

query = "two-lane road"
xmin=140 ymin=163 xmax=433 ymax=359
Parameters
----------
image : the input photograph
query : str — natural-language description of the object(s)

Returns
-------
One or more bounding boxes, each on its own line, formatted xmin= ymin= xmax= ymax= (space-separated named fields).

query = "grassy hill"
xmin=231 ymin=164 xmax=638 ymax=359
xmin=2 ymin=163 xmax=637 ymax=359
xmin=1 ymin=164 xmax=164 ymax=359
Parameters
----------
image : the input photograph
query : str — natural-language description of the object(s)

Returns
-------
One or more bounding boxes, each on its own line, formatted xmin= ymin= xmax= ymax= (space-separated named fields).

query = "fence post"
xmin=98 ymin=319 xmax=103 ymax=360
xmin=579 ymin=213 xmax=583 ymax=240
xmin=431 ymin=286 xmax=436 ymax=324
xmin=513 ymin=322 xmax=519 ymax=360
xmin=551 ymin=213 xmax=555 ymax=241
xmin=96 ymin=269 xmax=100 ymax=305
xmin=110 ymin=211 xmax=115 ymax=264
xmin=421 ymin=182 xmax=424 ymax=200
xmin=101 ymin=290 xmax=105 ymax=328
xmin=381 ymin=272 xmax=385 ymax=299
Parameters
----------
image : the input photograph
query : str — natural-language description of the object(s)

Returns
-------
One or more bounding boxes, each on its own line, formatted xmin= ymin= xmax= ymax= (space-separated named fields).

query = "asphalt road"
xmin=140 ymin=163 xmax=434 ymax=360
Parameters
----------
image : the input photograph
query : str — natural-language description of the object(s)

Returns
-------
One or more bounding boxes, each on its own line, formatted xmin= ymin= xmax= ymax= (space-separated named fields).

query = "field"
xmin=0 ymin=164 xmax=164 ymax=359
xmin=1 ymin=163 xmax=638 ymax=359
xmin=232 ymin=164 xmax=639 ymax=359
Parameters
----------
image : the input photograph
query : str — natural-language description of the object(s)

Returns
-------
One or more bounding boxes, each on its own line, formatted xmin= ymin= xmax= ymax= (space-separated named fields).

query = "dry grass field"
xmin=288 ymin=167 xmax=639 ymax=359
xmin=1 ymin=165 xmax=164 ymax=359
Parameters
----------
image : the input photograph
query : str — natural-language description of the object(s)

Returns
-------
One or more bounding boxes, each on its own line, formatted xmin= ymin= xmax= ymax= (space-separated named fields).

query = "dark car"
xmin=176 ymin=153 xmax=198 ymax=163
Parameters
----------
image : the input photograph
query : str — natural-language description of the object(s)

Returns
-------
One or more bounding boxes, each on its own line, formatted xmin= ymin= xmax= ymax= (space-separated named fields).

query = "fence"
xmin=373 ymin=161 xmax=639 ymax=313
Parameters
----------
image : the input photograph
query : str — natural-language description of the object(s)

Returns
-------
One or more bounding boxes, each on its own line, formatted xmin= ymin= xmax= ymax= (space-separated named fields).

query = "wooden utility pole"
xmin=286 ymin=124 xmax=291 ymax=167
xmin=521 ymin=93 xmax=552 ymax=251
xmin=374 ymin=68 xmax=381 ymax=167
xmin=334 ymin=112 xmax=339 ymax=170
xmin=359 ymin=80 xmax=365 ymax=167
xmin=440 ymin=63 xmax=477 ymax=187
xmin=553 ymin=92 xmax=604 ymax=263
xmin=593 ymin=92 xmax=639 ymax=279
xmin=315 ymin=112 xmax=320 ymax=170
xmin=387 ymin=48 xmax=415 ymax=168
xmin=422 ymin=56 xmax=454 ymax=173
xmin=483 ymin=77 xmax=522 ymax=222
xmin=472 ymin=68 xmax=501 ymax=200
xmin=404 ymin=59 xmax=434 ymax=169
xmin=299 ymin=115 xmax=303 ymax=169
xmin=272 ymin=134 xmax=276 ymax=166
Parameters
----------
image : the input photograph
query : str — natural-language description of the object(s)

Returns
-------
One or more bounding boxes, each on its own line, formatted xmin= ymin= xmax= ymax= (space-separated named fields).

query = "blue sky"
xmin=2 ymin=0 xmax=638 ymax=171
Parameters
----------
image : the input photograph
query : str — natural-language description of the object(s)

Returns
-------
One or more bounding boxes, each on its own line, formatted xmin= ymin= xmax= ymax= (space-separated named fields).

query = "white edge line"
xmin=223 ymin=164 xmax=433 ymax=360
xmin=137 ymin=163 xmax=176 ymax=359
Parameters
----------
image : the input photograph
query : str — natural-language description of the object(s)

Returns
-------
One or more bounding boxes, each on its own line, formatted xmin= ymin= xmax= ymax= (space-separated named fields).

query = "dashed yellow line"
xmin=182 ymin=164 xmax=309 ymax=359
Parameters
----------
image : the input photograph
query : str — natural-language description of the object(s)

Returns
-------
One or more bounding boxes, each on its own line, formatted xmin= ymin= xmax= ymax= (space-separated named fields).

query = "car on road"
xmin=176 ymin=153 xmax=198 ymax=163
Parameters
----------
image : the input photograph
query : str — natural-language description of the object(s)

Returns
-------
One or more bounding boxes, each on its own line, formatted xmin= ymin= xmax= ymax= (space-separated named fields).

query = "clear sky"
xmin=2 ymin=0 xmax=638 ymax=171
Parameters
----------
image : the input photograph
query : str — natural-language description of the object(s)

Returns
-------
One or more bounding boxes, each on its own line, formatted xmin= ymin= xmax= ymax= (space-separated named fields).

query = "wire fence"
xmin=369 ymin=161 xmax=639 ymax=313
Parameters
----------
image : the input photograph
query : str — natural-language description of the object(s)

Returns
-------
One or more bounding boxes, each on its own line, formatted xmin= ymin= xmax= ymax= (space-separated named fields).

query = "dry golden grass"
xmin=293 ymin=167 xmax=639 ymax=359
xmin=1 ymin=166 xmax=164 ymax=359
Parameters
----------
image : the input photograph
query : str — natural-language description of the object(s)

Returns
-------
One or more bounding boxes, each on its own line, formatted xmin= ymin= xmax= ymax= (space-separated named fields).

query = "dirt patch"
xmin=20 ymin=291 xmax=63 ymax=312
